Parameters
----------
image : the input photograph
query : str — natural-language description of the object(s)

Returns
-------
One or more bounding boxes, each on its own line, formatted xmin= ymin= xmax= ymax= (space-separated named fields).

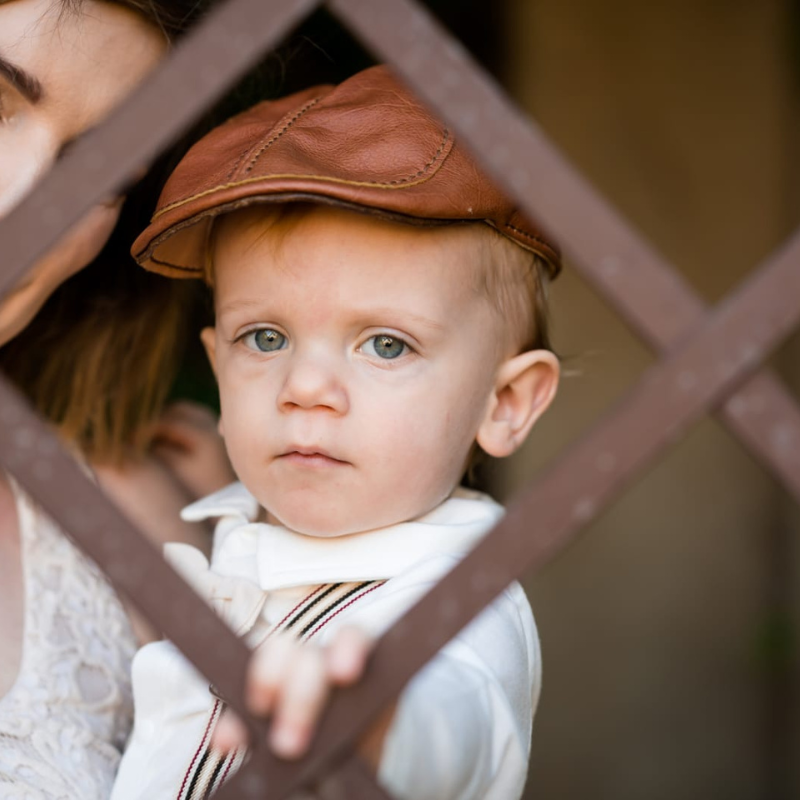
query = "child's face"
xmin=205 ymin=206 xmax=522 ymax=536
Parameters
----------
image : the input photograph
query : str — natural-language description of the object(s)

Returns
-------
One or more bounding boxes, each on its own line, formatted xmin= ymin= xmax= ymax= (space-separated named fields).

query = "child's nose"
xmin=277 ymin=354 xmax=349 ymax=414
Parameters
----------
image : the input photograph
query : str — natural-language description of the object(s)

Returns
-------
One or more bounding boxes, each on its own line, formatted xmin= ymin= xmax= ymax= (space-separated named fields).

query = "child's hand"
xmin=213 ymin=626 xmax=374 ymax=760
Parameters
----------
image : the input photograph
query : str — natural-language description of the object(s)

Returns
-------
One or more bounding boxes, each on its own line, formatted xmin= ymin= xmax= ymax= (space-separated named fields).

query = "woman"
xmin=0 ymin=1 xmax=234 ymax=796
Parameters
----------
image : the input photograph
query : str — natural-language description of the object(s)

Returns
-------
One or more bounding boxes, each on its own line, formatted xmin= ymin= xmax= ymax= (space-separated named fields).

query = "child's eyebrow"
xmin=217 ymin=297 xmax=264 ymax=315
xmin=217 ymin=299 xmax=446 ymax=332
xmin=364 ymin=307 xmax=446 ymax=332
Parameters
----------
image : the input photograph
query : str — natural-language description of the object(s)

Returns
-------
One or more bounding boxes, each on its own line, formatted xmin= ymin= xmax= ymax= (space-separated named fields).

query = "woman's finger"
xmin=148 ymin=401 xmax=235 ymax=497
xmin=155 ymin=401 xmax=220 ymax=435
xmin=150 ymin=405 xmax=218 ymax=451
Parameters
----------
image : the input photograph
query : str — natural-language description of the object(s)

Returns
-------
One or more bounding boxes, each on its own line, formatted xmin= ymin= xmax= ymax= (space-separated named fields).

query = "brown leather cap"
xmin=132 ymin=65 xmax=560 ymax=278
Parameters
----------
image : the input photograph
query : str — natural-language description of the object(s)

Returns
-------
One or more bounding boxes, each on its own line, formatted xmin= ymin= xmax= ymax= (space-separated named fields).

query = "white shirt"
xmin=111 ymin=483 xmax=541 ymax=800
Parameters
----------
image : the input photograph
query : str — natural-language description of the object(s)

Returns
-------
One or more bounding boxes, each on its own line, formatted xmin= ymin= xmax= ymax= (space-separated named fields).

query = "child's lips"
xmin=278 ymin=448 xmax=349 ymax=468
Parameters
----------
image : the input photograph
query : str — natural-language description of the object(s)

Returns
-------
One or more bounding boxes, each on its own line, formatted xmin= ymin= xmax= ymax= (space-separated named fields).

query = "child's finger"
xmin=211 ymin=709 xmax=249 ymax=753
xmin=269 ymin=647 xmax=328 ymax=759
xmin=325 ymin=626 xmax=372 ymax=685
xmin=247 ymin=634 xmax=298 ymax=715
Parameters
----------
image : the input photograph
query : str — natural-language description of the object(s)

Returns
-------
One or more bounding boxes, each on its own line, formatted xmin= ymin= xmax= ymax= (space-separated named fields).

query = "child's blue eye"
xmin=363 ymin=334 xmax=407 ymax=359
xmin=245 ymin=328 xmax=286 ymax=352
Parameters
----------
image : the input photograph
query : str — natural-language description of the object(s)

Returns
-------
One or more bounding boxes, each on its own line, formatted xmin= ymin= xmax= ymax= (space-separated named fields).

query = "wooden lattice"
xmin=2 ymin=0 xmax=800 ymax=797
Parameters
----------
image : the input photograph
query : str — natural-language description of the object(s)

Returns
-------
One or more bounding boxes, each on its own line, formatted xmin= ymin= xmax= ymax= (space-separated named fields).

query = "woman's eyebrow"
xmin=0 ymin=53 xmax=43 ymax=104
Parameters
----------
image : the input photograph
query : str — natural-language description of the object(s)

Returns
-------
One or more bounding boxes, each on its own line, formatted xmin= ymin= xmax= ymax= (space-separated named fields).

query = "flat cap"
xmin=132 ymin=65 xmax=560 ymax=278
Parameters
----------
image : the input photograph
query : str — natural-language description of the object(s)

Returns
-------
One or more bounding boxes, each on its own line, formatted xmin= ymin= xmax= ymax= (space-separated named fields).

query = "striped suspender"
xmin=176 ymin=700 xmax=246 ymax=800
xmin=176 ymin=581 xmax=385 ymax=800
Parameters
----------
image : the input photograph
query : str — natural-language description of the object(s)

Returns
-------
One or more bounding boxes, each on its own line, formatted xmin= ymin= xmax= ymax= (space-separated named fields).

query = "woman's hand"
xmin=94 ymin=450 xmax=214 ymax=644
xmin=150 ymin=401 xmax=237 ymax=500
xmin=213 ymin=627 xmax=394 ymax=768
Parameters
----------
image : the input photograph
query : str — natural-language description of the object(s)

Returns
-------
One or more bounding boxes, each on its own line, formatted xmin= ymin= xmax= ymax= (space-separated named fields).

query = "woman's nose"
xmin=277 ymin=353 xmax=349 ymax=414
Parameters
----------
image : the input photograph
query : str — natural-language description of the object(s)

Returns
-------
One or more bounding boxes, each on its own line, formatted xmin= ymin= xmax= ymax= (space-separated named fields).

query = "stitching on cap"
xmin=245 ymin=97 xmax=323 ymax=174
xmin=156 ymin=123 xmax=451 ymax=218
xmin=387 ymin=129 xmax=450 ymax=185
xmin=503 ymin=222 xmax=553 ymax=247
xmin=146 ymin=221 xmax=559 ymax=278
xmin=149 ymin=254 xmax=202 ymax=274
xmin=225 ymin=143 xmax=258 ymax=183
xmin=496 ymin=222 xmax=560 ymax=277
xmin=153 ymin=169 xmax=447 ymax=220
xmin=224 ymin=96 xmax=323 ymax=182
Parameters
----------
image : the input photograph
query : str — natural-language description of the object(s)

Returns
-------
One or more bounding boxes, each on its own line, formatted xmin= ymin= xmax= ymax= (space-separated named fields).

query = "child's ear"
xmin=476 ymin=350 xmax=559 ymax=458
xmin=200 ymin=327 xmax=217 ymax=375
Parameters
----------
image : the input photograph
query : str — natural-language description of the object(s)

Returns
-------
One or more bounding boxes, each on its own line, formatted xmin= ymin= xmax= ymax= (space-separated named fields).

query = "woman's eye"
xmin=0 ymin=89 xmax=17 ymax=126
xmin=244 ymin=328 xmax=287 ymax=352
xmin=363 ymin=334 xmax=408 ymax=360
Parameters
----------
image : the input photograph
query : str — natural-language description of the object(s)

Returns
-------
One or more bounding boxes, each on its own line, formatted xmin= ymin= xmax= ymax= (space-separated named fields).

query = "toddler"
xmin=111 ymin=65 xmax=560 ymax=800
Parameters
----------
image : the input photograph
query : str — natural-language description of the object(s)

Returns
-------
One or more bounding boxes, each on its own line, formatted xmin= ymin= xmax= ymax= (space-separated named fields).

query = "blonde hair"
xmin=466 ymin=224 xmax=552 ymax=356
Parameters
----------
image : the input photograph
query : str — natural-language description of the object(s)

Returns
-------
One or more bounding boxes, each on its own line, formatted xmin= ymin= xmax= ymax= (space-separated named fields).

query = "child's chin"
xmin=270 ymin=507 xmax=388 ymax=538
xmin=269 ymin=508 xmax=360 ymax=538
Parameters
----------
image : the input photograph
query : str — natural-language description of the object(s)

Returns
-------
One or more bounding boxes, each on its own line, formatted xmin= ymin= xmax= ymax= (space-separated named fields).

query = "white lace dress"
xmin=0 ymin=481 xmax=136 ymax=799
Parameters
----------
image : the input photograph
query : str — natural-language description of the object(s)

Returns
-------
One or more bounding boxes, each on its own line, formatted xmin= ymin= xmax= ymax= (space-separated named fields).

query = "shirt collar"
xmin=181 ymin=482 xmax=503 ymax=591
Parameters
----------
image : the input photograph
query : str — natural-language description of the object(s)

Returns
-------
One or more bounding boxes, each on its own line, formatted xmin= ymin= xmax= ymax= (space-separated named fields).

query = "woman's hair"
xmin=60 ymin=0 xmax=206 ymax=38
xmin=0 ymin=185 xmax=195 ymax=463
xmin=0 ymin=0 xmax=212 ymax=464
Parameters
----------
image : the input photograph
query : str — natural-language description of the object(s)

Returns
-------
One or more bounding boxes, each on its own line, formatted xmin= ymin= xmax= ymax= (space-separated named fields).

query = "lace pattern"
xmin=0 ymin=482 xmax=136 ymax=799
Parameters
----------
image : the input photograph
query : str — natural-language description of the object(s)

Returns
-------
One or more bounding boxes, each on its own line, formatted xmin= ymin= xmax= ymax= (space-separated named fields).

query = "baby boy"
xmin=111 ymin=65 xmax=560 ymax=800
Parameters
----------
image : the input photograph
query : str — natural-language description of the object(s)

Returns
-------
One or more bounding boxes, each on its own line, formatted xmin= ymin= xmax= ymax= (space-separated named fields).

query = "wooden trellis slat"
xmin=315 ymin=756 xmax=395 ymax=799
xmin=3 ymin=0 xmax=800 ymax=798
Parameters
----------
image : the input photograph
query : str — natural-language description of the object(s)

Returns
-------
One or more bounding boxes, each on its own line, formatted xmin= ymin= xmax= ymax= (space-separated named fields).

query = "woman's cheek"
xmin=56 ymin=200 xmax=124 ymax=280
xmin=0 ymin=202 xmax=122 ymax=347
xmin=0 ymin=123 xmax=57 ymax=218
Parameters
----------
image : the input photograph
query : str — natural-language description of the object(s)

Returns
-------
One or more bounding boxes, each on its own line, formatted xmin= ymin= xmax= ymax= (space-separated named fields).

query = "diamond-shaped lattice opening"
xmin=510 ymin=0 xmax=800 ymax=309
xmin=776 ymin=330 xmax=800 ymax=405
xmin=528 ymin=419 xmax=778 ymax=798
